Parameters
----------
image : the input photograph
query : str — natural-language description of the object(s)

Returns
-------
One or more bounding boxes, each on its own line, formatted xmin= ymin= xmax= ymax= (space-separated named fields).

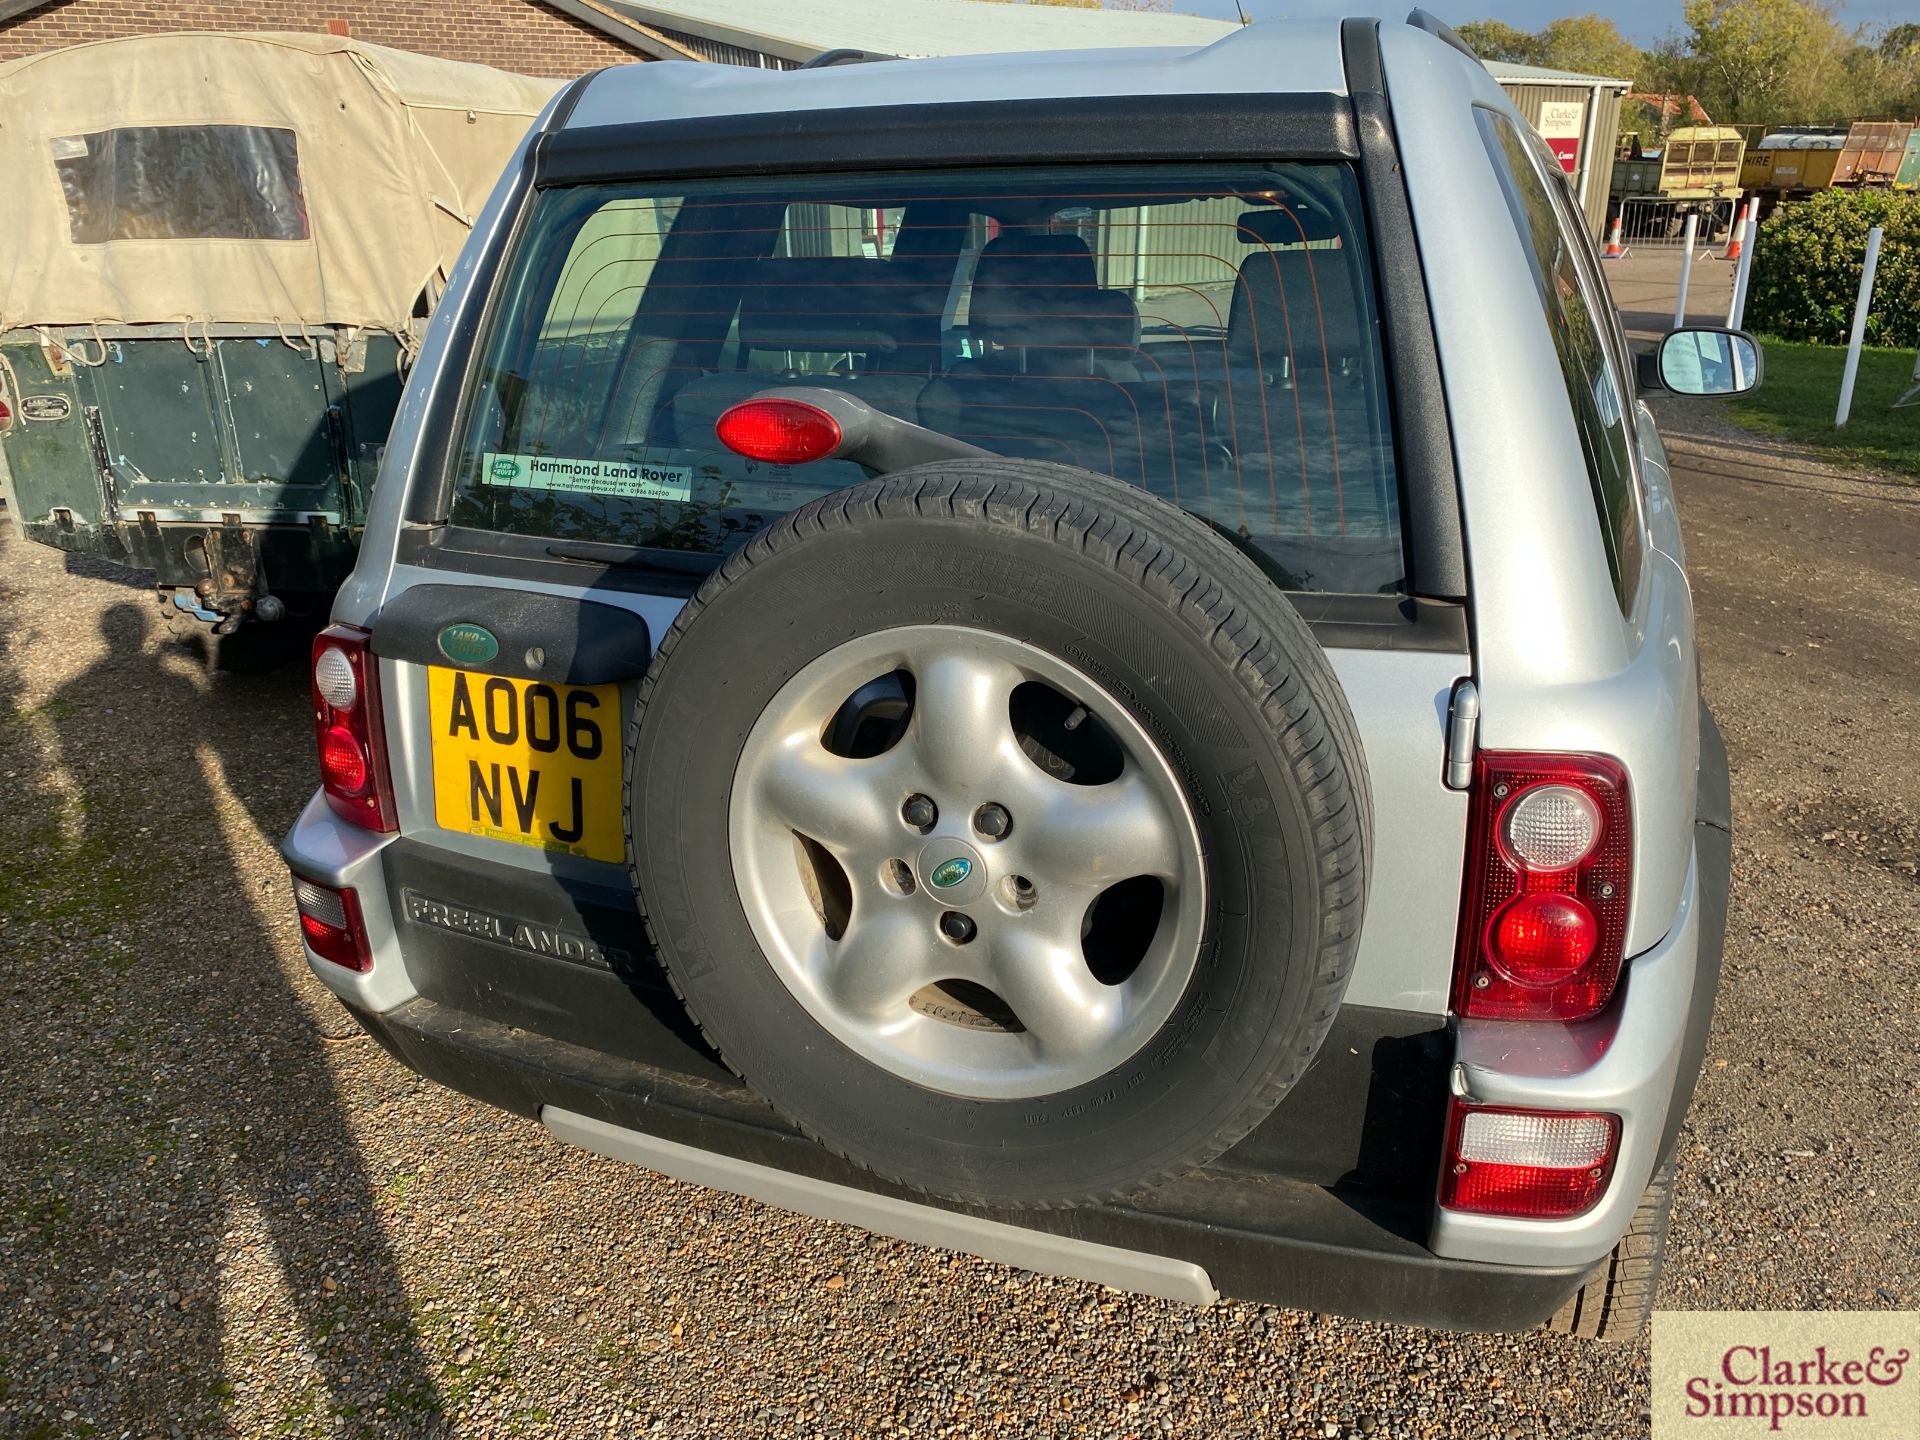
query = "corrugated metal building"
xmin=602 ymin=3 xmax=1629 ymax=237
xmin=1484 ymin=60 xmax=1632 ymax=239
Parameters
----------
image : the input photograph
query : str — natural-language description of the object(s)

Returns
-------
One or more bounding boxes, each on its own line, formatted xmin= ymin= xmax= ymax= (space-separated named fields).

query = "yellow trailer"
xmin=1656 ymin=126 xmax=1746 ymax=200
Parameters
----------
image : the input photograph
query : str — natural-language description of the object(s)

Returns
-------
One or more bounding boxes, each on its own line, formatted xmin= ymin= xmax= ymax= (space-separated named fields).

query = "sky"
xmin=1181 ymin=2 xmax=1918 ymax=47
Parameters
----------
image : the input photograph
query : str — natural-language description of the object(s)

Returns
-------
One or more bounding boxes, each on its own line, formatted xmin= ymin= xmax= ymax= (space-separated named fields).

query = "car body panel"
xmin=284 ymin=17 xmax=1724 ymax=1324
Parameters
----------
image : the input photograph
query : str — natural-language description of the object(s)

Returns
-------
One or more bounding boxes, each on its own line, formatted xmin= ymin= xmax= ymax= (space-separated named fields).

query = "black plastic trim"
xmin=1342 ymin=18 xmax=1469 ymax=601
xmin=397 ymin=525 xmax=710 ymax=598
xmin=349 ymin=995 xmax=1586 ymax=1330
xmin=533 ymin=94 xmax=1359 ymax=186
xmin=1659 ymin=701 xmax=1731 ymax=1166
xmin=1405 ymin=8 xmax=1480 ymax=61
xmin=368 ymin=581 xmax=653 ymax=684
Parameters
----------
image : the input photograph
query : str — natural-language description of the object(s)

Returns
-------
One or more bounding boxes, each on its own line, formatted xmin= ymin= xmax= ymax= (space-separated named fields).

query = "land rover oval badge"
xmin=930 ymin=857 xmax=972 ymax=889
xmin=437 ymin=622 xmax=499 ymax=667
xmin=21 ymin=395 xmax=71 ymax=422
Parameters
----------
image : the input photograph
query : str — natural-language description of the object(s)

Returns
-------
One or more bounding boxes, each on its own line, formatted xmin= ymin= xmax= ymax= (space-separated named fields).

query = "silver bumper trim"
xmin=282 ymin=790 xmax=417 ymax=1014
xmin=542 ymin=1106 xmax=1220 ymax=1306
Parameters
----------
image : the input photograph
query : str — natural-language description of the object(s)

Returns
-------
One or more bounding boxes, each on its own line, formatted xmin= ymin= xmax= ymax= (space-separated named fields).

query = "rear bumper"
xmin=280 ymin=702 xmax=1732 ymax=1324
xmin=344 ymin=989 xmax=1591 ymax=1330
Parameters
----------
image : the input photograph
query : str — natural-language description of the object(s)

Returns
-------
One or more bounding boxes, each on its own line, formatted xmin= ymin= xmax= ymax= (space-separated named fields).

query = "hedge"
xmin=1743 ymin=190 xmax=1919 ymax=350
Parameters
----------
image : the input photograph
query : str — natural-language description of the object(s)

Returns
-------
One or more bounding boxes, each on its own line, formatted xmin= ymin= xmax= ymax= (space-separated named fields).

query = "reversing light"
xmin=313 ymin=645 xmax=358 ymax=710
xmin=1440 ymin=1102 xmax=1620 ymax=1219
xmin=1502 ymin=783 xmax=1601 ymax=870
xmin=715 ymin=398 xmax=843 ymax=465
xmin=291 ymin=874 xmax=372 ymax=972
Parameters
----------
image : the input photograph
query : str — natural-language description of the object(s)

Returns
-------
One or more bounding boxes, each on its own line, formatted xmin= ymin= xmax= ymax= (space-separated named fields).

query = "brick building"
xmin=0 ymin=0 xmax=689 ymax=75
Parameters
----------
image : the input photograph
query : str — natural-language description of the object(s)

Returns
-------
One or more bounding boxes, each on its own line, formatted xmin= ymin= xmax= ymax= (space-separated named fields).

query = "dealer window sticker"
xmin=482 ymin=451 xmax=693 ymax=502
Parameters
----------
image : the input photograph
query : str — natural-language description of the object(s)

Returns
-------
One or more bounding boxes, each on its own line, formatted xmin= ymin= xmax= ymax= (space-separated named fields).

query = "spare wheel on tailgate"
xmin=627 ymin=461 xmax=1372 ymax=1207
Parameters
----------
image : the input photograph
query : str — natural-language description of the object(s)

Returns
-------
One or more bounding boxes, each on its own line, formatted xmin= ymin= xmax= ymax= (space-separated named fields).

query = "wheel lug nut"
xmin=973 ymin=803 xmax=1011 ymax=839
xmin=902 ymin=794 xmax=937 ymax=831
xmin=938 ymin=911 xmax=977 ymax=944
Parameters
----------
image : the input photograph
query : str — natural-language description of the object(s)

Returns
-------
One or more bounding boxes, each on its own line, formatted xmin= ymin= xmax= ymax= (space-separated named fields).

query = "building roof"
xmin=604 ymin=0 xmax=1241 ymax=65
xmin=564 ymin=17 xmax=1351 ymax=130
xmin=1482 ymin=58 xmax=1632 ymax=89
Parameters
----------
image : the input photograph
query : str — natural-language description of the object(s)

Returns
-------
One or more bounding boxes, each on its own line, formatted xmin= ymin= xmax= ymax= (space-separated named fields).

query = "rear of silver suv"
xmin=282 ymin=15 xmax=1734 ymax=1337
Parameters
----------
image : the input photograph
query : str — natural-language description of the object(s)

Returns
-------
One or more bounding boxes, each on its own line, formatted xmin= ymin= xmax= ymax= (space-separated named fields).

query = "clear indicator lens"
xmin=1456 ymin=1109 xmax=1613 ymax=1170
xmin=293 ymin=877 xmax=348 ymax=929
xmin=1502 ymin=783 xmax=1602 ymax=870
xmin=314 ymin=646 xmax=358 ymax=711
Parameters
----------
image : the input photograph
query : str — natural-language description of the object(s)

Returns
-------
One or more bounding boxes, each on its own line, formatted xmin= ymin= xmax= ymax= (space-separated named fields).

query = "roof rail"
xmin=800 ymin=48 xmax=898 ymax=70
xmin=1406 ymin=9 xmax=1479 ymax=62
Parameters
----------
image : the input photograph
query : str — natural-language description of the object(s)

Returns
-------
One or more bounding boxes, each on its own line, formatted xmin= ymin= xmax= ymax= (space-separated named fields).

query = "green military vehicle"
xmin=0 ymin=31 xmax=556 ymax=631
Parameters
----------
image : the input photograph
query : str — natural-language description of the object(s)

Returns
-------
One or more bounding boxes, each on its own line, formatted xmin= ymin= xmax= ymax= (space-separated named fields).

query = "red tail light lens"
xmin=1439 ymin=1102 xmax=1619 ymax=1219
xmin=1454 ymin=753 xmax=1630 ymax=1021
xmin=291 ymin=875 xmax=372 ymax=972
xmin=0 ymin=396 xmax=13 ymax=435
xmin=311 ymin=626 xmax=395 ymax=832
xmin=715 ymin=398 xmax=843 ymax=464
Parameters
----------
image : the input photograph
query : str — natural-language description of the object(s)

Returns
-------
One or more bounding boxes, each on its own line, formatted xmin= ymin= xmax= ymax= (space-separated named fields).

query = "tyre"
xmin=627 ymin=462 xmax=1371 ymax=1206
xmin=1546 ymin=1162 xmax=1675 ymax=1342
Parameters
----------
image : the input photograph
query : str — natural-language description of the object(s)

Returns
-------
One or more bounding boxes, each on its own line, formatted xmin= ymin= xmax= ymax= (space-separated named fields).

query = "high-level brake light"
xmin=715 ymin=398 xmax=843 ymax=465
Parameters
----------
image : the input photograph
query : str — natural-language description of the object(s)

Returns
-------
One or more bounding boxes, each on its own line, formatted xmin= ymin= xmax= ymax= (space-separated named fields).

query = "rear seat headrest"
xmin=1237 ymin=206 xmax=1343 ymax=247
xmin=737 ymin=258 xmax=938 ymax=355
xmin=969 ymin=283 xmax=1139 ymax=352
xmin=973 ymin=232 xmax=1099 ymax=290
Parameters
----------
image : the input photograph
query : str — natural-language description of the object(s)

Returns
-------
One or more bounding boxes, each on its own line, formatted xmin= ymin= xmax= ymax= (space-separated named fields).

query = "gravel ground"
xmin=0 ymin=409 xmax=1914 ymax=1438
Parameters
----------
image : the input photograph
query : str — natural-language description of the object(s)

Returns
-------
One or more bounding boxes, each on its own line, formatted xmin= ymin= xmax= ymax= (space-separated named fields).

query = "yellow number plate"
xmin=428 ymin=668 xmax=623 ymax=863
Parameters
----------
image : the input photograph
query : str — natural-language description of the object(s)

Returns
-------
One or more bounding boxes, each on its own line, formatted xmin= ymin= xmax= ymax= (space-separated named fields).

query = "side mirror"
xmin=1656 ymin=327 xmax=1762 ymax=397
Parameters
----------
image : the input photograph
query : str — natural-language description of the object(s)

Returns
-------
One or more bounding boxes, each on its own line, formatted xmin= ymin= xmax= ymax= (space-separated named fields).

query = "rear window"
xmin=450 ymin=164 xmax=1405 ymax=595
xmin=52 ymin=125 xmax=309 ymax=243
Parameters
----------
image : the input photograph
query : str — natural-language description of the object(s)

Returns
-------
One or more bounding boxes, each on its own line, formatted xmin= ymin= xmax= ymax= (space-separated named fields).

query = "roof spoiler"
xmin=800 ymin=48 xmax=898 ymax=70
xmin=1406 ymin=8 xmax=1480 ymax=62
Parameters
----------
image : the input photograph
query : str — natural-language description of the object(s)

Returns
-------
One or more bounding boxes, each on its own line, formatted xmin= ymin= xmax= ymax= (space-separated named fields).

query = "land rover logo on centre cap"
xmin=437 ymin=622 xmax=499 ymax=666
xmin=929 ymin=857 xmax=973 ymax=889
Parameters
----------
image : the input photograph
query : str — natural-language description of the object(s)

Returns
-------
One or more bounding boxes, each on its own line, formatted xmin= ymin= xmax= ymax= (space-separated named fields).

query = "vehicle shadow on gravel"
xmin=0 ymin=600 xmax=444 ymax=1435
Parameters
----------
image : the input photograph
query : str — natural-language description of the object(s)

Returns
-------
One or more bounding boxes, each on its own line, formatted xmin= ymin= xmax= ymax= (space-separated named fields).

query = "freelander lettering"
xmin=402 ymin=891 xmax=629 ymax=967
xmin=443 ymin=671 xmax=602 ymax=843
xmin=1684 ymin=1343 xmax=1911 ymax=1430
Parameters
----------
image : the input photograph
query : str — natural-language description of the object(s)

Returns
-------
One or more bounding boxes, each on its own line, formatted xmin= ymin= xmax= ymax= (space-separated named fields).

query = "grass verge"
xmin=1724 ymin=341 xmax=1920 ymax=479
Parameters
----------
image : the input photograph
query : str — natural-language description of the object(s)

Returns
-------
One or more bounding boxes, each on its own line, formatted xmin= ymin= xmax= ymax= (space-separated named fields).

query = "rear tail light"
xmin=1440 ymin=1102 xmax=1619 ymax=1219
xmin=0 ymin=396 xmax=13 ymax=435
xmin=1453 ymin=753 xmax=1630 ymax=1021
xmin=311 ymin=625 xmax=395 ymax=832
xmin=291 ymin=875 xmax=372 ymax=972
xmin=715 ymin=398 xmax=843 ymax=464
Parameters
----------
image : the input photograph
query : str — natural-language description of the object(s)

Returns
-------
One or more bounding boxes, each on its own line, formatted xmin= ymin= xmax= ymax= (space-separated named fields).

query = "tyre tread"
xmin=627 ymin=461 xmax=1373 ymax=1206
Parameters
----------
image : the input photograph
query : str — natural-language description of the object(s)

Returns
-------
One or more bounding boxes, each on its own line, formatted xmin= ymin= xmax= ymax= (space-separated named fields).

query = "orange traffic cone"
xmin=1722 ymin=202 xmax=1748 ymax=261
xmin=1602 ymin=214 xmax=1627 ymax=260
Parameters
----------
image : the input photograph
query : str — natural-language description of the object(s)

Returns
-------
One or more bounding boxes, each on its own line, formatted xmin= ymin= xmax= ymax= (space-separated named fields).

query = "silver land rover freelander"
xmin=283 ymin=11 xmax=1744 ymax=1338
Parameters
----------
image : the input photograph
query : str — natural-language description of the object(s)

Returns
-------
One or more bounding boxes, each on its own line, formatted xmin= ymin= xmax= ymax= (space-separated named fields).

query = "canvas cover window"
xmin=53 ymin=125 xmax=309 ymax=244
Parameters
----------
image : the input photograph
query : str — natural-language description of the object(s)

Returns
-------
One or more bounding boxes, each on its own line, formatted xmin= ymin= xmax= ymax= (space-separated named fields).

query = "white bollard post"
xmin=1835 ymin=226 xmax=1884 ymax=430
xmin=1727 ymin=217 xmax=1758 ymax=329
xmin=1673 ymin=212 xmax=1699 ymax=328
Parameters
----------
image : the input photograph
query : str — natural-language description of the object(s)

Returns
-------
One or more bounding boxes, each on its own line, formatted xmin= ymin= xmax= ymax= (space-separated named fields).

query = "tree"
xmin=1535 ymin=15 xmax=1641 ymax=80
xmin=1681 ymin=0 xmax=1851 ymax=123
xmin=1453 ymin=19 xmax=1538 ymax=63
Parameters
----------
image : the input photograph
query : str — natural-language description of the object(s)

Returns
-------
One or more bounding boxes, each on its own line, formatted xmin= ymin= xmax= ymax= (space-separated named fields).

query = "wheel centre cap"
xmin=916 ymin=838 xmax=988 ymax=905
